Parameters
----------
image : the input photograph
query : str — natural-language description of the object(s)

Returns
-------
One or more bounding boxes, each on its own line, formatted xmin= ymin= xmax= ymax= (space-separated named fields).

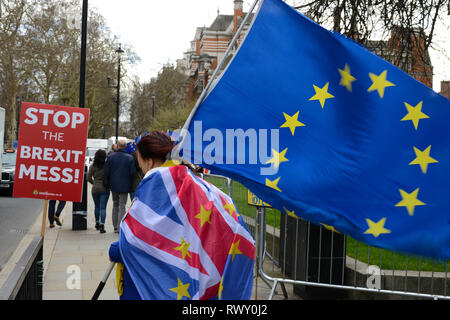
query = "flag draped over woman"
xmin=114 ymin=131 xmax=255 ymax=300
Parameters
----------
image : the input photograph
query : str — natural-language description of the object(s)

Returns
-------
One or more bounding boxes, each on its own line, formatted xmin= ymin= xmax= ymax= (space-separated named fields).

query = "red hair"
xmin=136 ymin=131 xmax=174 ymax=162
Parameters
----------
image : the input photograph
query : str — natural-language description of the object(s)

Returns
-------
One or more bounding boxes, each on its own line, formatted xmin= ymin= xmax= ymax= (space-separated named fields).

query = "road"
xmin=0 ymin=193 xmax=43 ymax=272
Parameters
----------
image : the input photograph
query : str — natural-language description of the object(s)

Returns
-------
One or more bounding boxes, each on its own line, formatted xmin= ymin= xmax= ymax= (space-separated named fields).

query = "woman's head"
xmin=93 ymin=149 xmax=107 ymax=168
xmin=136 ymin=131 xmax=174 ymax=173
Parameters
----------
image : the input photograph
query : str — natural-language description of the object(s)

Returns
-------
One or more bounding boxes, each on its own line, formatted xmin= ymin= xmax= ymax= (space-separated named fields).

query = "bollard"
xmin=72 ymin=165 xmax=88 ymax=230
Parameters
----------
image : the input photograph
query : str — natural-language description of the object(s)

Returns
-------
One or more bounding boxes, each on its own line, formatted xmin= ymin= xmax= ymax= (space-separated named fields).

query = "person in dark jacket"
xmin=104 ymin=139 xmax=136 ymax=233
xmin=87 ymin=149 xmax=110 ymax=234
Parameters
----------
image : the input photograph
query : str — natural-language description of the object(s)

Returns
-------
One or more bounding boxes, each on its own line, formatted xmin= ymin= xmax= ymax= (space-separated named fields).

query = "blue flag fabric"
xmin=124 ymin=141 xmax=137 ymax=154
xmin=125 ymin=133 xmax=150 ymax=154
xmin=179 ymin=0 xmax=450 ymax=259
xmin=119 ymin=166 xmax=255 ymax=300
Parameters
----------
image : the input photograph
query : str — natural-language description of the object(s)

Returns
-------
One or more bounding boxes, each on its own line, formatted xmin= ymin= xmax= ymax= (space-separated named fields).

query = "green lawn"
xmin=204 ymin=176 xmax=449 ymax=272
xmin=346 ymin=237 xmax=449 ymax=272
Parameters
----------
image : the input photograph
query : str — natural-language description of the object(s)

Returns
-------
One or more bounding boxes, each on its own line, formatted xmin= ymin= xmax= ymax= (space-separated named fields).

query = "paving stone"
xmin=49 ymin=256 xmax=83 ymax=265
xmin=44 ymin=270 xmax=91 ymax=282
xmin=44 ymin=290 xmax=83 ymax=300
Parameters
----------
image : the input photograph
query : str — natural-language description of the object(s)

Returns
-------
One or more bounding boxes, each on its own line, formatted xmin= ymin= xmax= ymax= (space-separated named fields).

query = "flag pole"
xmin=172 ymin=0 xmax=262 ymax=161
xmin=91 ymin=261 xmax=116 ymax=300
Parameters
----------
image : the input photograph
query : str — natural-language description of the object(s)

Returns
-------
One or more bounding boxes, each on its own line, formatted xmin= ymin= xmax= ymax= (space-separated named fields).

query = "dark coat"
xmin=87 ymin=164 xmax=109 ymax=194
xmin=104 ymin=149 xmax=136 ymax=193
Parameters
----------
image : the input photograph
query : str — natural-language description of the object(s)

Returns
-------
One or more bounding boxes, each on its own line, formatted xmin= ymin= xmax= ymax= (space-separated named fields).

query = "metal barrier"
xmin=203 ymin=173 xmax=450 ymax=300
xmin=0 ymin=236 xmax=43 ymax=300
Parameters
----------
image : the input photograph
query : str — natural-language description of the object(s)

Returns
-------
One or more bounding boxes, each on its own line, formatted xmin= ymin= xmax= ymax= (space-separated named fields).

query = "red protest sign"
xmin=13 ymin=103 xmax=90 ymax=202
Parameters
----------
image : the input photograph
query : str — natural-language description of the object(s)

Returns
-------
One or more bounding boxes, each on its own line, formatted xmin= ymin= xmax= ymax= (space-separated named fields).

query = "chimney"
xmin=233 ymin=0 xmax=244 ymax=32
xmin=441 ymin=81 xmax=450 ymax=99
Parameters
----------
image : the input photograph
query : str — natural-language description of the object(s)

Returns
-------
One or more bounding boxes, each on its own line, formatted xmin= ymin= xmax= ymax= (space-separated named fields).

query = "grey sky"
xmin=90 ymin=0 xmax=449 ymax=93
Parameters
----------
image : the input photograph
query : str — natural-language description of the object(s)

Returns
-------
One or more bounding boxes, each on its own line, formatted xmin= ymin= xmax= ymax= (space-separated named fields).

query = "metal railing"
xmin=0 ymin=236 xmax=43 ymax=300
xmin=202 ymin=173 xmax=450 ymax=300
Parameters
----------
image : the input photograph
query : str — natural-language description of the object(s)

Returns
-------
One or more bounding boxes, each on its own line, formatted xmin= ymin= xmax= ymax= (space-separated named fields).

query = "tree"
xmin=0 ymin=0 xmax=137 ymax=144
xmin=291 ymin=0 xmax=449 ymax=81
xmin=0 ymin=0 xmax=34 ymax=145
xmin=26 ymin=0 xmax=75 ymax=104
xmin=128 ymin=64 xmax=192 ymax=136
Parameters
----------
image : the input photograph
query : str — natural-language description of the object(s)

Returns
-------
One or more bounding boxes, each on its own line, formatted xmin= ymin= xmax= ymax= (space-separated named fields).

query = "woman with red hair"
xmin=108 ymin=131 xmax=176 ymax=300
xmin=108 ymin=131 xmax=255 ymax=300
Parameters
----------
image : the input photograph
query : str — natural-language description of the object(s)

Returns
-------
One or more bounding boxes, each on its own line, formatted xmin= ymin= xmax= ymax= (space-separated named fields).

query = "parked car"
xmin=1 ymin=149 xmax=16 ymax=195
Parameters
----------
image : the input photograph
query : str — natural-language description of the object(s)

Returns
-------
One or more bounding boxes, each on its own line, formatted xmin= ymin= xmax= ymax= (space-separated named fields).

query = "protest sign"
xmin=13 ymin=103 xmax=90 ymax=203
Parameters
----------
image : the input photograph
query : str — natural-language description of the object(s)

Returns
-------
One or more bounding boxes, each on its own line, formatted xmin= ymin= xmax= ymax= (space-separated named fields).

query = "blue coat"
xmin=104 ymin=150 xmax=136 ymax=193
xmin=109 ymin=241 xmax=141 ymax=300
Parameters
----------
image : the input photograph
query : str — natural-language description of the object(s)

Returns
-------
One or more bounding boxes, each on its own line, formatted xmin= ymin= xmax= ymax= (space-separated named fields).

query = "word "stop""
xmin=24 ymin=107 xmax=86 ymax=129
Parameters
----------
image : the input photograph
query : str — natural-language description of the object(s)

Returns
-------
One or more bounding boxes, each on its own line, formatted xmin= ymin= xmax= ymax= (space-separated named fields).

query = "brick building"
xmin=177 ymin=0 xmax=253 ymax=102
xmin=179 ymin=1 xmax=437 ymax=102
xmin=366 ymin=26 xmax=434 ymax=88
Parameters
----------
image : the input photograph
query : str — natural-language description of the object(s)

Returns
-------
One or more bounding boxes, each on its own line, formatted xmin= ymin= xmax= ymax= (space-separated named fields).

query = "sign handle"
xmin=41 ymin=200 xmax=48 ymax=238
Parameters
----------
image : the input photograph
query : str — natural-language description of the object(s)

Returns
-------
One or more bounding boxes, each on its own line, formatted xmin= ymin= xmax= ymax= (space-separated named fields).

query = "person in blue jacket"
xmin=104 ymin=139 xmax=136 ymax=233
xmin=109 ymin=241 xmax=141 ymax=300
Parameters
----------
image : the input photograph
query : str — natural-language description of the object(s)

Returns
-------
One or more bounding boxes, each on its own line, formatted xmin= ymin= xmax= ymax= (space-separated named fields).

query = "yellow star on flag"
xmin=266 ymin=177 xmax=282 ymax=192
xmin=195 ymin=204 xmax=212 ymax=227
xmin=401 ymin=101 xmax=429 ymax=131
xmin=229 ymin=240 xmax=243 ymax=262
xmin=364 ymin=218 xmax=391 ymax=238
xmin=266 ymin=148 xmax=289 ymax=169
xmin=218 ymin=277 xmax=224 ymax=299
xmin=283 ymin=207 xmax=298 ymax=219
xmin=321 ymin=223 xmax=341 ymax=234
xmin=223 ymin=202 xmax=237 ymax=217
xmin=173 ymin=237 xmax=192 ymax=260
xmin=309 ymin=82 xmax=335 ymax=108
xmin=367 ymin=70 xmax=395 ymax=98
xmin=395 ymin=188 xmax=426 ymax=216
xmin=169 ymin=278 xmax=191 ymax=300
xmin=338 ymin=64 xmax=357 ymax=92
xmin=281 ymin=111 xmax=305 ymax=136
xmin=409 ymin=146 xmax=438 ymax=174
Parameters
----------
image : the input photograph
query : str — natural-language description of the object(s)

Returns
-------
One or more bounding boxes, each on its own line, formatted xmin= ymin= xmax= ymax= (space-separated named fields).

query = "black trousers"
xmin=48 ymin=200 xmax=67 ymax=224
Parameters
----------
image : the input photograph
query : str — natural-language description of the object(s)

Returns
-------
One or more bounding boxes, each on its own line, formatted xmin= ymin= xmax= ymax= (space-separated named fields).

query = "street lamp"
xmin=152 ymin=93 xmax=156 ymax=118
xmin=108 ymin=45 xmax=125 ymax=143
xmin=79 ymin=0 xmax=88 ymax=109
xmin=73 ymin=0 xmax=89 ymax=231
xmin=16 ymin=96 xmax=22 ymax=142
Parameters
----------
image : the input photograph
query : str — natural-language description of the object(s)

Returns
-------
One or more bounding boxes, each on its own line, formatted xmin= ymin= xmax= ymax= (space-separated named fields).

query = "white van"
xmin=85 ymin=138 xmax=108 ymax=167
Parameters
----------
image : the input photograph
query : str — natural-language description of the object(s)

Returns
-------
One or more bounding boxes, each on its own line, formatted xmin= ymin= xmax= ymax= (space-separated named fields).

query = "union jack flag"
xmin=119 ymin=165 xmax=255 ymax=300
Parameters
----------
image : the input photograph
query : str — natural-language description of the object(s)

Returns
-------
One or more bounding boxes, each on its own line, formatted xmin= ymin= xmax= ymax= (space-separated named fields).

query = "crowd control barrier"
xmin=202 ymin=173 xmax=450 ymax=300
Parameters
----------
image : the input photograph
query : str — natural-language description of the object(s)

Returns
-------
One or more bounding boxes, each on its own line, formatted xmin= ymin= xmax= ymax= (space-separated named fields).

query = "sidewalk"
xmin=40 ymin=185 xmax=292 ymax=300
xmin=42 ymin=187 xmax=121 ymax=300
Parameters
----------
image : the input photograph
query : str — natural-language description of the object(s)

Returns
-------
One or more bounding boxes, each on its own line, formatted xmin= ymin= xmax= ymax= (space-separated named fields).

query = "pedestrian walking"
xmin=48 ymin=200 xmax=66 ymax=228
xmin=106 ymin=131 xmax=254 ymax=300
xmin=87 ymin=149 xmax=110 ymax=234
xmin=104 ymin=139 xmax=136 ymax=233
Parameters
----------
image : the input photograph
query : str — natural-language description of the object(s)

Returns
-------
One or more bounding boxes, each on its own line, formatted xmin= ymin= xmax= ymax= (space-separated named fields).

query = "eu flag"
xmin=178 ymin=0 xmax=450 ymax=259
xmin=124 ymin=141 xmax=137 ymax=154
